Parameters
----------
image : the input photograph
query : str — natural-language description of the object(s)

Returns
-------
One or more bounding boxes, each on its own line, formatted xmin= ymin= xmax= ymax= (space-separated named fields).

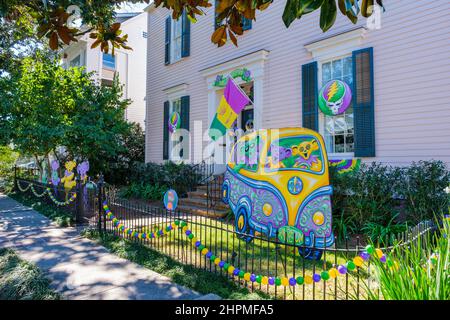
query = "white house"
xmin=62 ymin=12 xmax=148 ymax=129
xmin=144 ymin=2 xmax=450 ymax=168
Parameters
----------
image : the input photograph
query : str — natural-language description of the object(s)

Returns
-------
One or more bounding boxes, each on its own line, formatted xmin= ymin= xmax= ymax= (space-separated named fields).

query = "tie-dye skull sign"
xmin=318 ymin=80 xmax=352 ymax=116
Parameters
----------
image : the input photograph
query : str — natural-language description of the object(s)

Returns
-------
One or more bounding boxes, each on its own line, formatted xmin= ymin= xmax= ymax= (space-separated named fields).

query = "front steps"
xmin=178 ymin=175 xmax=229 ymax=218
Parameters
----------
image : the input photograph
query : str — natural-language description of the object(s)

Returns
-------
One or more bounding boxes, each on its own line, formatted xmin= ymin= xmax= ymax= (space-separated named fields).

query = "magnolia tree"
xmin=0 ymin=0 xmax=384 ymax=53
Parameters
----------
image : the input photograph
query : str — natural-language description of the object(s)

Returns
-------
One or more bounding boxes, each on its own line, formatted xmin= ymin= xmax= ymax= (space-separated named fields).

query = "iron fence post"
xmin=97 ymin=174 xmax=104 ymax=234
xmin=13 ymin=166 xmax=17 ymax=191
xmin=75 ymin=176 xmax=83 ymax=223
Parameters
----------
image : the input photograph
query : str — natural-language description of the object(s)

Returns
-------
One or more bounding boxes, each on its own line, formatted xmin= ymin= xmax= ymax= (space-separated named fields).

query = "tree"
xmin=0 ymin=0 xmax=384 ymax=51
xmin=0 ymin=54 xmax=132 ymax=176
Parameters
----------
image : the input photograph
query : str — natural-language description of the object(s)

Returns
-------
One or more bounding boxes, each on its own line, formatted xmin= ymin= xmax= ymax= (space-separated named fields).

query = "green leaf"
xmin=282 ymin=0 xmax=324 ymax=28
xmin=320 ymin=0 xmax=337 ymax=32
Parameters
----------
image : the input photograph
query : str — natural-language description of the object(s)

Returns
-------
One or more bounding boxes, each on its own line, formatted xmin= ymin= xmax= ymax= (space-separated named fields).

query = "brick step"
xmin=180 ymin=197 xmax=229 ymax=211
xmin=196 ymin=185 xmax=223 ymax=193
xmin=177 ymin=204 xmax=229 ymax=219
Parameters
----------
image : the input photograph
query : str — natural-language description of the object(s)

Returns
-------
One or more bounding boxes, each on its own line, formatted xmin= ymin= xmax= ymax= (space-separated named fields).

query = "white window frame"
xmin=318 ymin=54 xmax=355 ymax=160
xmin=170 ymin=18 xmax=182 ymax=64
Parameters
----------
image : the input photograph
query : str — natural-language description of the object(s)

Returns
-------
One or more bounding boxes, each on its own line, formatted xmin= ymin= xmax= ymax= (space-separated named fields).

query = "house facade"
xmin=144 ymin=2 xmax=450 ymax=170
xmin=62 ymin=12 xmax=148 ymax=128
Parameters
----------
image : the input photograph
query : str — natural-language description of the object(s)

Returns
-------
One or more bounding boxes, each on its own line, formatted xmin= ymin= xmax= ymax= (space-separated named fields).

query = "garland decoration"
xmin=17 ymin=181 xmax=76 ymax=206
xmin=102 ymin=201 xmax=399 ymax=287
xmin=329 ymin=159 xmax=361 ymax=174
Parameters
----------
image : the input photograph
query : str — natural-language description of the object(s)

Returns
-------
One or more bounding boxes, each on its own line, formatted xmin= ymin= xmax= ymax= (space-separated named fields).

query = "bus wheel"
xmin=235 ymin=207 xmax=254 ymax=243
xmin=298 ymin=247 xmax=323 ymax=261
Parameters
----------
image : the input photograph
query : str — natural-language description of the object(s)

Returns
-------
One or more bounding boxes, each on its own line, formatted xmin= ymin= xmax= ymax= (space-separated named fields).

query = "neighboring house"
xmin=62 ymin=12 xmax=148 ymax=129
xmin=144 ymin=2 xmax=450 ymax=170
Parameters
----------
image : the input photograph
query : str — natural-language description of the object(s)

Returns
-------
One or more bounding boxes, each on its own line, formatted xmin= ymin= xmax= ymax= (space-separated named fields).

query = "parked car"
xmin=222 ymin=128 xmax=334 ymax=260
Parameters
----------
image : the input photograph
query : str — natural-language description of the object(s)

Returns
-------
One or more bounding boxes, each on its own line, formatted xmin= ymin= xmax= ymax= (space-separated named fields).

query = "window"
xmin=69 ymin=55 xmax=81 ymax=67
xmin=103 ymin=53 xmax=115 ymax=70
xmin=320 ymin=56 xmax=354 ymax=155
xmin=265 ymin=136 xmax=324 ymax=174
xmin=214 ymin=0 xmax=252 ymax=31
xmin=171 ymin=18 xmax=182 ymax=63
xmin=169 ymin=98 xmax=182 ymax=160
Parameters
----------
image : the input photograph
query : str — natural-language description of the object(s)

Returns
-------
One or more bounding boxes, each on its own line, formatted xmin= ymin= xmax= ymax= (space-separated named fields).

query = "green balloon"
xmin=296 ymin=276 xmax=304 ymax=285
xmin=223 ymin=263 xmax=229 ymax=271
xmin=210 ymin=255 xmax=216 ymax=261
xmin=365 ymin=245 xmax=375 ymax=254
xmin=321 ymin=271 xmax=330 ymax=281
xmin=198 ymin=245 xmax=205 ymax=251
xmin=347 ymin=261 xmax=356 ymax=271
xmin=256 ymin=275 xmax=262 ymax=284
xmin=239 ymin=271 xmax=245 ymax=278
xmin=275 ymin=278 xmax=281 ymax=286
xmin=174 ymin=220 xmax=180 ymax=226
xmin=188 ymin=234 xmax=194 ymax=239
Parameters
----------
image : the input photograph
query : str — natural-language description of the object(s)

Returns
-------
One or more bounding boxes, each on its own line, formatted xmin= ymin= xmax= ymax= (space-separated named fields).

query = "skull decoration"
xmin=318 ymin=80 xmax=352 ymax=116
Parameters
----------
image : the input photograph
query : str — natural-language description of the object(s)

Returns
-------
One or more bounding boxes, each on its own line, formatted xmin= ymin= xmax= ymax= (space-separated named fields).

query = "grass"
xmin=0 ymin=248 xmax=60 ymax=300
xmin=90 ymin=209 xmax=368 ymax=300
xmin=8 ymin=190 xmax=75 ymax=227
xmin=82 ymin=229 xmax=269 ymax=300
xmin=364 ymin=219 xmax=450 ymax=300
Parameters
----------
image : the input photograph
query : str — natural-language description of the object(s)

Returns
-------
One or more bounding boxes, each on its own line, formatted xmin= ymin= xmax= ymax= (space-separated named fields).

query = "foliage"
xmin=0 ymin=248 xmax=60 ymax=300
xmin=104 ymin=122 xmax=145 ymax=185
xmin=0 ymin=55 xmax=132 ymax=177
xmin=8 ymin=191 xmax=74 ymax=227
xmin=119 ymin=182 xmax=167 ymax=201
xmin=0 ymin=146 xmax=19 ymax=192
xmin=361 ymin=213 xmax=407 ymax=245
xmin=398 ymin=160 xmax=450 ymax=223
xmin=331 ymin=160 xmax=450 ymax=239
xmin=366 ymin=220 xmax=450 ymax=300
xmin=0 ymin=0 xmax=384 ymax=52
xmin=82 ymin=228 xmax=269 ymax=299
xmin=122 ymin=161 xmax=200 ymax=196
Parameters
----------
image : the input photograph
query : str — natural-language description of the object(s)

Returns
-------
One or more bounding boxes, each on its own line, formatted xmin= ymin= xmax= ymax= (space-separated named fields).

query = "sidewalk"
xmin=0 ymin=193 xmax=216 ymax=300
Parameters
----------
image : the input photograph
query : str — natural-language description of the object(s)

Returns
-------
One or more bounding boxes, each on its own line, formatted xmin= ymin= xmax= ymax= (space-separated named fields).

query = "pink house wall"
xmin=145 ymin=1 xmax=450 ymax=166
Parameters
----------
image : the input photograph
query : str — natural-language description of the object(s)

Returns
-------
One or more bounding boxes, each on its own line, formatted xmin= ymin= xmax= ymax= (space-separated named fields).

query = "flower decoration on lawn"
xmin=102 ymin=201 xmax=399 ymax=287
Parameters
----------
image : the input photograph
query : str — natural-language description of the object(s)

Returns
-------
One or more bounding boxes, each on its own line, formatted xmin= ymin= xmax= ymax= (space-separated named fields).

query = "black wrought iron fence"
xmin=12 ymin=168 xmax=436 ymax=300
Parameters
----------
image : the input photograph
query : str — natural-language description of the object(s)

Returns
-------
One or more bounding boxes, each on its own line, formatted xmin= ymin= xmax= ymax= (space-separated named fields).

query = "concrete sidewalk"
xmin=0 ymin=193 xmax=216 ymax=300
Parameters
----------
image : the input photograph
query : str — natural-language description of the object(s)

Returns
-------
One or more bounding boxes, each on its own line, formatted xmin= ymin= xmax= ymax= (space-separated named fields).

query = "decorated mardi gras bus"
xmin=222 ymin=128 xmax=334 ymax=260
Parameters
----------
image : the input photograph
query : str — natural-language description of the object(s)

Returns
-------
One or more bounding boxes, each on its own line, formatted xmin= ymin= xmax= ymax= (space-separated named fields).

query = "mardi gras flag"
xmin=209 ymin=77 xmax=251 ymax=141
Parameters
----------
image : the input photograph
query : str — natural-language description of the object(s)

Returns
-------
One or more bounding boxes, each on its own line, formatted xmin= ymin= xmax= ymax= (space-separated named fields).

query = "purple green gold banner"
xmin=209 ymin=77 xmax=251 ymax=141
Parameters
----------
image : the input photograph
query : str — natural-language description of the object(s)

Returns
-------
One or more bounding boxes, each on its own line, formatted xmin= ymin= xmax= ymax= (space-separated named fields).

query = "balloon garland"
xmin=17 ymin=181 xmax=77 ymax=207
xmin=102 ymin=201 xmax=398 ymax=287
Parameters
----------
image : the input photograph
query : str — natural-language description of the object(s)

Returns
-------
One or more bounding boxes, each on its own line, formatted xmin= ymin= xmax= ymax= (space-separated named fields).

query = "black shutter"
xmin=353 ymin=47 xmax=375 ymax=157
xmin=164 ymin=16 xmax=171 ymax=65
xmin=242 ymin=17 xmax=252 ymax=31
xmin=181 ymin=11 xmax=190 ymax=58
xmin=163 ymin=101 xmax=169 ymax=160
xmin=180 ymin=96 xmax=190 ymax=160
xmin=302 ymin=61 xmax=319 ymax=131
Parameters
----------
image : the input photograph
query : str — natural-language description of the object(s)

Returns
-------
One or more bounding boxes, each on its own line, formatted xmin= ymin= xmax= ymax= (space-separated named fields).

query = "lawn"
xmin=98 ymin=207 xmax=372 ymax=300
xmin=0 ymin=248 xmax=60 ymax=300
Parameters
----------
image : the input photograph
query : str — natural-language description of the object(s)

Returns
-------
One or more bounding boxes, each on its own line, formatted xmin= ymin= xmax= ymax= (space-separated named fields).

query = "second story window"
xmin=171 ymin=18 xmax=182 ymax=63
xmin=69 ymin=55 xmax=81 ymax=67
xmin=214 ymin=0 xmax=252 ymax=31
xmin=103 ymin=53 xmax=116 ymax=70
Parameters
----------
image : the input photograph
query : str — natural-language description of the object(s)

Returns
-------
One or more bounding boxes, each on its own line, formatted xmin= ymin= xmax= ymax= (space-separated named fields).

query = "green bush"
xmin=0 ymin=146 xmax=19 ymax=192
xmin=119 ymin=182 xmax=167 ymax=201
xmin=331 ymin=160 xmax=449 ymax=240
xmin=127 ymin=161 xmax=201 ymax=197
xmin=398 ymin=160 xmax=450 ymax=223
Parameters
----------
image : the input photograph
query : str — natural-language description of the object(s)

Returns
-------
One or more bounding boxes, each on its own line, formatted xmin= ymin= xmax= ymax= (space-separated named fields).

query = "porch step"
xmin=180 ymin=197 xmax=229 ymax=211
xmin=187 ymin=190 xmax=221 ymax=201
xmin=177 ymin=204 xmax=229 ymax=219
xmin=196 ymin=185 xmax=223 ymax=193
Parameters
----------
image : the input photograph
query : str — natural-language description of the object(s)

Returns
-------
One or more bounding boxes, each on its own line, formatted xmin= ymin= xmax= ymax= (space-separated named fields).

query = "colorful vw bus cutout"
xmin=222 ymin=128 xmax=334 ymax=260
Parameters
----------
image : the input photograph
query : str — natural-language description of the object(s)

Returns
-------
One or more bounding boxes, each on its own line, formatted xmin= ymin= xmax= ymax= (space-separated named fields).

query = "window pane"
xmin=322 ymin=62 xmax=331 ymax=83
xmin=103 ymin=53 xmax=115 ymax=69
xmin=343 ymin=56 xmax=352 ymax=77
xmin=332 ymin=59 xmax=342 ymax=79
xmin=345 ymin=135 xmax=354 ymax=152
xmin=334 ymin=135 xmax=345 ymax=153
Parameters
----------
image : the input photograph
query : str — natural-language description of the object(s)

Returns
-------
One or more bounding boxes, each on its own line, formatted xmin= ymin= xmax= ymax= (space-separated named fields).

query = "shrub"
xmin=398 ymin=160 xmax=450 ymax=223
xmin=119 ymin=182 xmax=167 ymax=201
xmin=0 ymin=146 xmax=19 ymax=192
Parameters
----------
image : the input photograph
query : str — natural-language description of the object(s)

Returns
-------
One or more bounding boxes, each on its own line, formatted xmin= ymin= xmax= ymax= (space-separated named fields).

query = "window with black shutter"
xmin=302 ymin=61 xmax=319 ymax=131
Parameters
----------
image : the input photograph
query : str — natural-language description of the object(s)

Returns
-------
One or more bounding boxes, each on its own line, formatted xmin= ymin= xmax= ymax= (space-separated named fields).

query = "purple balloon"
xmin=360 ymin=252 xmax=370 ymax=261
xmin=233 ymin=269 xmax=240 ymax=276
xmin=380 ymin=255 xmax=387 ymax=263
xmin=313 ymin=274 xmax=321 ymax=282
xmin=289 ymin=277 xmax=297 ymax=286
xmin=268 ymin=277 xmax=275 ymax=285
xmin=338 ymin=265 xmax=347 ymax=274
xmin=250 ymin=274 xmax=256 ymax=282
xmin=219 ymin=261 xmax=225 ymax=268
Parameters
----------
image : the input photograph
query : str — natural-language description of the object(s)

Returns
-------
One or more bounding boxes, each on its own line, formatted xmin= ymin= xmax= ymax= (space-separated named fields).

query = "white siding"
xmin=146 ymin=1 xmax=450 ymax=166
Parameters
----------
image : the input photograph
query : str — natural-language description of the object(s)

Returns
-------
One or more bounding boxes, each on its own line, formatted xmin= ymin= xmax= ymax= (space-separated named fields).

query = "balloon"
xmin=375 ymin=248 xmax=383 ymax=258
xmin=365 ymin=245 xmax=375 ymax=255
xmin=262 ymin=276 xmax=268 ymax=285
xmin=347 ymin=261 xmax=356 ymax=271
xmin=244 ymin=273 xmax=251 ymax=281
xmin=313 ymin=274 xmax=321 ymax=282
xmin=250 ymin=274 xmax=256 ymax=282
xmin=329 ymin=268 xmax=338 ymax=278
xmin=353 ymin=256 xmax=364 ymax=267
xmin=338 ymin=265 xmax=347 ymax=274
xmin=281 ymin=277 xmax=289 ymax=286
xmin=289 ymin=277 xmax=297 ymax=286
xmin=360 ymin=252 xmax=370 ymax=261
xmin=321 ymin=271 xmax=330 ymax=281
xmin=296 ymin=276 xmax=304 ymax=285
xmin=268 ymin=277 xmax=275 ymax=285
xmin=304 ymin=275 xmax=313 ymax=285
xmin=380 ymin=255 xmax=387 ymax=263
